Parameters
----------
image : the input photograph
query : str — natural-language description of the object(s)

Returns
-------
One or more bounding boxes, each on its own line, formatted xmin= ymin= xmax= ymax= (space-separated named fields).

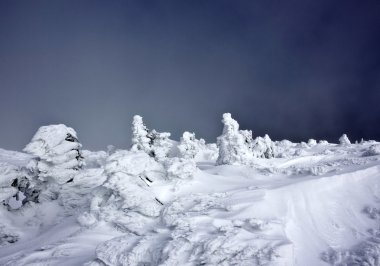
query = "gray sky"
xmin=0 ymin=0 xmax=380 ymax=150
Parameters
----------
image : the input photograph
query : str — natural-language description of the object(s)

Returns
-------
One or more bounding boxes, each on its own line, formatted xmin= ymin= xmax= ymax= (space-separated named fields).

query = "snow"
xmin=0 ymin=119 xmax=380 ymax=265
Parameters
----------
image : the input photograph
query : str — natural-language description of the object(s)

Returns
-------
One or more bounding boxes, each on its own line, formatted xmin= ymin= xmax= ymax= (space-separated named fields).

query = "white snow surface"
xmin=0 ymin=140 xmax=380 ymax=266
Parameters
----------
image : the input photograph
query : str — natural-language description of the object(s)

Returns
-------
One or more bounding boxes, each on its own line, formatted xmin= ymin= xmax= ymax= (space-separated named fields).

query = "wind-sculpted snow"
xmin=85 ymin=151 xmax=166 ymax=228
xmin=0 ymin=130 xmax=380 ymax=265
xmin=93 ymin=192 xmax=289 ymax=266
xmin=321 ymin=205 xmax=380 ymax=266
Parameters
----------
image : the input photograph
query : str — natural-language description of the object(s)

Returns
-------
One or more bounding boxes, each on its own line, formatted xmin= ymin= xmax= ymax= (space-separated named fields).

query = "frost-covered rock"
xmin=339 ymin=134 xmax=351 ymax=146
xmin=0 ymin=225 xmax=18 ymax=246
xmin=363 ymin=145 xmax=380 ymax=157
xmin=24 ymin=124 xmax=84 ymax=184
xmin=216 ymin=113 xmax=254 ymax=165
xmin=86 ymin=151 xmax=165 ymax=231
xmin=0 ymin=159 xmax=40 ymax=209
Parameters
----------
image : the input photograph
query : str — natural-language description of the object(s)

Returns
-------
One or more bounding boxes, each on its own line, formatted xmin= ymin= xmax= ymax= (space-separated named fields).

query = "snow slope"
xmin=0 ymin=142 xmax=380 ymax=266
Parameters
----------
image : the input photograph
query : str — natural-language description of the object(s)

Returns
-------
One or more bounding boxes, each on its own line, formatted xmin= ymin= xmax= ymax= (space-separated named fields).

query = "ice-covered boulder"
xmin=363 ymin=144 xmax=380 ymax=157
xmin=24 ymin=124 xmax=84 ymax=184
xmin=84 ymin=150 xmax=166 ymax=232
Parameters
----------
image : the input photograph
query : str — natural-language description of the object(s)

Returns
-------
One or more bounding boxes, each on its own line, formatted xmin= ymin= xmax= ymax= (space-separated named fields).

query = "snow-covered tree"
xmin=216 ymin=113 xmax=253 ymax=165
xmin=23 ymin=124 xmax=84 ymax=185
xmin=131 ymin=115 xmax=151 ymax=155
xmin=148 ymin=130 xmax=172 ymax=161
xmin=240 ymin=129 xmax=254 ymax=151
xmin=131 ymin=115 xmax=172 ymax=161
xmin=178 ymin=132 xmax=199 ymax=159
xmin=252 ymin=134 xmax=275 ymax=159
xmin=339 ymin=134 xmax=351 ymax=145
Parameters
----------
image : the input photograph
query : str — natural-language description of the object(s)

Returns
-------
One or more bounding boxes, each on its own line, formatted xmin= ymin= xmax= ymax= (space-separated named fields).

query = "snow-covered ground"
xmin=0 ymin=122 xmax=380 ymax=265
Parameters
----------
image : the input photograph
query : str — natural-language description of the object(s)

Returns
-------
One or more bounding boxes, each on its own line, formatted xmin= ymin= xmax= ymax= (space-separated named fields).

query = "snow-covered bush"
xmin=23 ymin=124 xmax=84 ymax=185
xmin=272 ymin=140 xmax=295 ymax=158
xmin=216 ymin=113 xmax=253 ymax=165
xmin=252 ymin=134 xmax=275 ymax=159
xmin=339 ymin=134 xmax=351 ymax=145
xmin=178 ymin=132 xmax=200 ymax=159
xmin=308 ymin=139 xmax=317 ymax=146
xmin=203 ymin=143 xmax=219 ymax=161
xmin=177 ymin=132 xmax=218 ymax=161
xmin=165 ymin=157 xmax=197 ymax=180
xmin=131 ymin=115 xmax=173 ymax=161
xmin=148 ymin=130 xmax=172 ymax=161
xmin=216 ymin=113 xmax=280 ymax=164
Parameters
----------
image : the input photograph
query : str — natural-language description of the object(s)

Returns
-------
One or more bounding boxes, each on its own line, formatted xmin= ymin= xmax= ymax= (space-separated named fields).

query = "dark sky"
xmin=0 ymin=0 xmax=380 ymax=150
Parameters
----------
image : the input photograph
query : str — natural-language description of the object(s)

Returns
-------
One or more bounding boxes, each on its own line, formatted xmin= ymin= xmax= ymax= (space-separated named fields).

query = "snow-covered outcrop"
xmin=83 ymin=150 xmax=166 ymax=233
xmin=23 ymin=124 xmax=84 ymax=184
